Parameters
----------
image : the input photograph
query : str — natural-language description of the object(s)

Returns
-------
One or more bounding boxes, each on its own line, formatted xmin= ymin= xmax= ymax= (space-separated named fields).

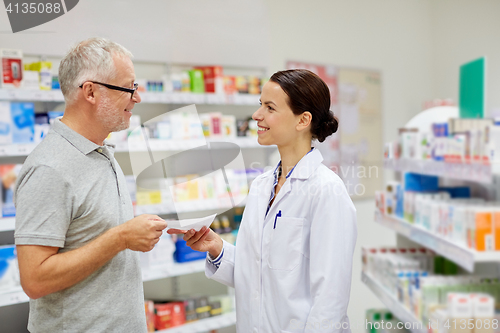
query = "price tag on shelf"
xmin=147 ymin=93 xmax=161 ymax=103
xmin=233 ymin=94 xmax=244 ymax=105
xmin=16 ymin=144 xmax=30 ymax=155
xmin=181 ymin=93 xmax=192 ymax=104
xmin=0 ymin=290 xmax=28 ymax=307
xmin=8 ymin=293 xmax=23 ymax=304
xmin=7 ymin=90 xmax=17 ymax=100
xmin=192 ymin=94 xmax=205 ymax=104
xmin=160 ymin=93 xmax=169 ymax=103
xmin=171 ymin=93 xmax=183 ymax=104
xmin=32 ymin=91 xmax=43 ymax=100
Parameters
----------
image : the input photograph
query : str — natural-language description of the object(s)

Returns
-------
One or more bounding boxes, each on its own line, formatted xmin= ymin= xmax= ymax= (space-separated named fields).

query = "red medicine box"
xmin=154 ymin=302 xmax=186 ymax=330
xmin=195 ymin=66 xmax=223 ymax=93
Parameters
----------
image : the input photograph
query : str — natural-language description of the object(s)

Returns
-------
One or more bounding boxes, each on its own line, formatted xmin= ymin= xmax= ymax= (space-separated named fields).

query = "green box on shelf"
xmin=443 ymin=259 xmax=458 ymax=275
xmin=188 ymin=69 xmax=205 ymax=93
xmin=459 ymin=57 xmax=485 ymax=118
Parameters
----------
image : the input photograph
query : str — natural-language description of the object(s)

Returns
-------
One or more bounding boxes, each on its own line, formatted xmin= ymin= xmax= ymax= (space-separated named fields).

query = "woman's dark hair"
xmin=269 ymin=69 xmax=338 ymax=142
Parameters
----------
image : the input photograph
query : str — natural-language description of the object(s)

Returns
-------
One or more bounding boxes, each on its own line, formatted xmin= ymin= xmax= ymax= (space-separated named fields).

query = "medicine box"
xmin=0 ymin=245 xmax=20 ymax=292
xmin=472 ymin=209 xmax=495 ymax=252
xmin=194 ymin=66 xmax=223 ymax=94
xmin=174 ymin=238 xmax=206 ymax=262
xmin=154 ymin=302 xmax=185 ymax=330
xmin=188 ymin=69 xmax=205 ymax=93
xmin=0 ymin=164 xmax=22 ymax=217
xmin=0 ymin=102 xmax=35 ymax=145
xmin=0 ymin=49 xmax=23 ymax=88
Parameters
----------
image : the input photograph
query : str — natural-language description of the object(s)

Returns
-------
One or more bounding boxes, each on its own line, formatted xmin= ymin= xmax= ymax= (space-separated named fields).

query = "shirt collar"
xmin=52 ymin=118 xmax=116 ymax=156
xmin=270 ymin=147 xmax=323 ymax=181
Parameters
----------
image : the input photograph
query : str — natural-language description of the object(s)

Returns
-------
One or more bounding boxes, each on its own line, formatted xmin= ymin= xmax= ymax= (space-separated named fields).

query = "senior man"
xmin=14 ymin=37 xmax=167 ymax=332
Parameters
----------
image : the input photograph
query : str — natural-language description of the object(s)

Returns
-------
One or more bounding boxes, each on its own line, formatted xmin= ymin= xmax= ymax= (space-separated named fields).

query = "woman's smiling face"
xmin=252 ymin=81 xmax=303 ymax=147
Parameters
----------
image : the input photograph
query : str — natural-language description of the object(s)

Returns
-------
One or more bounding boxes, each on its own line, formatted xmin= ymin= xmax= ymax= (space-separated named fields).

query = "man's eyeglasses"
xmin=79 ymin=81 xmax=139 ymax=99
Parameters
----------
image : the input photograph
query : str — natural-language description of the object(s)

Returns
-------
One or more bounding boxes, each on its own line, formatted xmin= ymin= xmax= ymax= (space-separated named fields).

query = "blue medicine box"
xmin=404 ymin=173 xmax=439 ymax=192
xmin=174 ymin=239 xmax=206 ymax=263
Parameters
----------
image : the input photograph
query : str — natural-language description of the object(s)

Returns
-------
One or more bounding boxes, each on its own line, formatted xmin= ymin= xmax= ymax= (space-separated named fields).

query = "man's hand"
xmin=118 ymin=215 xmax=167 ymax=252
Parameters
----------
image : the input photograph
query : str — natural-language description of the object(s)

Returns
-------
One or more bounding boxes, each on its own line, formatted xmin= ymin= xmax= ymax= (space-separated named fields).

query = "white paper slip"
xmin=166 ymin=214 xmax=217 ymax=231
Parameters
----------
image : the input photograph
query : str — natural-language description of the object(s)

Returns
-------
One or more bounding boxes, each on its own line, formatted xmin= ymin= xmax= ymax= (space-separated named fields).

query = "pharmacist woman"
xmin=169 ymin=69 xmax=357 ymax=333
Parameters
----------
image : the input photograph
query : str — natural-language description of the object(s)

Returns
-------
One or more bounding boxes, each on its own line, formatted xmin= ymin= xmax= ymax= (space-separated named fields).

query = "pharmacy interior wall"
xmin=0 ymin=0 xmax=270 ymax=69
xmin=431 ymin=0 xmax=500 ymax=117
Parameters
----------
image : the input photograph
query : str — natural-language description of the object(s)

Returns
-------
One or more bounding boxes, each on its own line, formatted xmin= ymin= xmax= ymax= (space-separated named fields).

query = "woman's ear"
xmin=296 ymin=111 xmax=312 ymax=132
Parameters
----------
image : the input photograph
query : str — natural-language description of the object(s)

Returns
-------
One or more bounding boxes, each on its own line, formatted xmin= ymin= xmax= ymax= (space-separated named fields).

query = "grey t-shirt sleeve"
xmin=14 ymin=165 xmax=72 ymax=247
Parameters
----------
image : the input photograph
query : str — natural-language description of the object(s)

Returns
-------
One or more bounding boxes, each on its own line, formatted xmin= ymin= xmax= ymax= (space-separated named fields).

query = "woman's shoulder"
xmin=312 ymin=164 xmax=344 ymax=185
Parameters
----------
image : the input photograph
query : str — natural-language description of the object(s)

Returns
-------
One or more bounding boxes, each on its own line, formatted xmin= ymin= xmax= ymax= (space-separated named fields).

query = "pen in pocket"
xmin=273 ymin=210 xmax=281 ymax=229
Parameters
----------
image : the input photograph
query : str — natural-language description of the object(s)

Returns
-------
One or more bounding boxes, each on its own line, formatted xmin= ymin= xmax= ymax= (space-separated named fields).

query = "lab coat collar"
xmin=261 ymin=148 xmax=323 ymax=181
xmin=287 ymin=148 xmax=324 ymax=180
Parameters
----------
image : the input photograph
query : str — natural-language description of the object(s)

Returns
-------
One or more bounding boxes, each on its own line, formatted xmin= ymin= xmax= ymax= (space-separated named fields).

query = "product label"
xmin=2 ymin=58 xmax=23 ymax=86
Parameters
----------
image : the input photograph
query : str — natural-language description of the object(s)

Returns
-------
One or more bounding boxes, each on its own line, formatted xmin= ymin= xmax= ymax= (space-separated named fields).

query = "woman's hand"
xmin=167 ymin=226 xmax=223 ymax=259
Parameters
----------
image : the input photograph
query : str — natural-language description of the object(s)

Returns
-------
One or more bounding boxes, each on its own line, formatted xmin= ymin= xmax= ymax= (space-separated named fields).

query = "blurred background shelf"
xmin=156 ymin=311 xmax=236 ymax=333
xmin=0 ymin=218 xmax=15 ymax=232
xmin=0 ymin=288 xmax=29 ymax=308
xmin=361 ymin=272 xmax=426 ymax=333
xmin=375 ymin=212 xmax=500 ymax=272
xmin=384 ymin=158 xmax=493 ymax=183
xmin=142 ymin=260 xmax=206 ymax=282
xmin=0 ymin=89 xmax=259 ymax=106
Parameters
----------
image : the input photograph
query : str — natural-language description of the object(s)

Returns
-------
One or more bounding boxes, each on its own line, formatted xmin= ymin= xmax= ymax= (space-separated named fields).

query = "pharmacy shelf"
xmin=0 ymin=143 xmax=37 ymax=157
xmin=0 ymin=287 xmax=29 ymax=308
xmin=0 ymin=261 xmax=207 ymax=308
xmin=142 ymin=260 xmax=205 ymax=282
xmin=0 ymin=89 xmax=259 ymax=105
xmin=0 ymin=218 xmax=15 ymax=232
xmin=118 ymin=137 xmax=272 ymax=152
xmin=361 ymin=272 xmax=426 ymax=333
xmin=156 ymin=311 xmax=236 ymax=333
xmin=384 ymin=158 xmax=493 ymax=183
xmin=136 ymin=195 xmax=247 ymax=217
xmin=375 ymin=212 xmax=500 ymax=272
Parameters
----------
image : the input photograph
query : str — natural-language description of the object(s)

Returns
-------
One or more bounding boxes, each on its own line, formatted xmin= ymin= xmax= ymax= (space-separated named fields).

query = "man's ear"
xmin=296 ymin=111 xmax=312 ymax=132
xmin=80 ymin=82 xmax=97 ymax=105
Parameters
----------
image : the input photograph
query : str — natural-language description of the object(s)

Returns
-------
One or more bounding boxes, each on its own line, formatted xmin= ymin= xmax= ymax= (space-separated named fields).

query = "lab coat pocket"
xmin=268 ymin=217 xmax=305 ymax=271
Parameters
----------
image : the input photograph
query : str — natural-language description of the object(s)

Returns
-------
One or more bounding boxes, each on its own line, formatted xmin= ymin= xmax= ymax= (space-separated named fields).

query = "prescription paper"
xmin=166 ymin=214 xmax=217 ymax=231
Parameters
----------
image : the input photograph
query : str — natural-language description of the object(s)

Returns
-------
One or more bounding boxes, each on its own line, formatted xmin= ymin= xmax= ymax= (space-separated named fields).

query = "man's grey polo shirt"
xmin=14 ymin=119 xmax=147 ymax=333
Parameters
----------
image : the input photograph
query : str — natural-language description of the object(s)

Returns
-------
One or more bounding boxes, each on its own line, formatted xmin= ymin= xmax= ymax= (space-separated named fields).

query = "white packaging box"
xmin=139 ymin=233 xmax=175 ymax=269
xmin=0 ymin=102 xmax=12 ymax=145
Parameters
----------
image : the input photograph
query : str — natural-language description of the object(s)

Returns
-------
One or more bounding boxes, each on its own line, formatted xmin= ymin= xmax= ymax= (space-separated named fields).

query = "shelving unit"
xmin=384 ymin=158 xmax=493 ymax=183
xmin=361 ymin=272 xmax=426 ymax=333
xmin=122 ymin=136 xmax=271 ymax=153
xmin=156 ymin=311 xmax=236 ymax=333
xmin=370 ymin=107 xmax=500 ymax=332
xmin=0 ymin=260 xmax=208 ymax=308
xmin=142 ymin=260 xmax=205 ymax=282
xmin=0 ymin=89 xmax=259 ymax=106
xmin=374 ymin=212 xmax=500 ymax=272
xmin=0 ymin=288 xmax=29 ymax=308
xmin=0 ymin=218 xmax=15 ymax=232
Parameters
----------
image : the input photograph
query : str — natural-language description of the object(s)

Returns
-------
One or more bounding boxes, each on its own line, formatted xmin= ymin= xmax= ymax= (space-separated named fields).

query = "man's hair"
xmin=58 ymin=37 xmax=133 ymax=104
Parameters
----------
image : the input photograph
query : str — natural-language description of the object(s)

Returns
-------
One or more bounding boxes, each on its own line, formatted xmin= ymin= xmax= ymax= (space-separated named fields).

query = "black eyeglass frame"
xmin=79 ymin=81 xmax=139 ymax=99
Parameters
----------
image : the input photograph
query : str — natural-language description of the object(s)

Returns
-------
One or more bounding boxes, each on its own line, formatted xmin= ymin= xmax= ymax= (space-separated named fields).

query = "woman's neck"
xmin=278 ymin=141 xmax=312 ymax=178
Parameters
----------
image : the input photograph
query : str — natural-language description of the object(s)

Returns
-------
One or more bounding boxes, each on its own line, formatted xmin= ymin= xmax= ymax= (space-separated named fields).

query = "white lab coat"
xmin=206 ymin=149 xmax=357 ymax=333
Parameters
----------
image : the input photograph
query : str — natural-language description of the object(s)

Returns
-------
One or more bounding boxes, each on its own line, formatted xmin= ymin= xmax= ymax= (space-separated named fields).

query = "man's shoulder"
xmin=27 ymin=130 xmax=74 ymax=163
